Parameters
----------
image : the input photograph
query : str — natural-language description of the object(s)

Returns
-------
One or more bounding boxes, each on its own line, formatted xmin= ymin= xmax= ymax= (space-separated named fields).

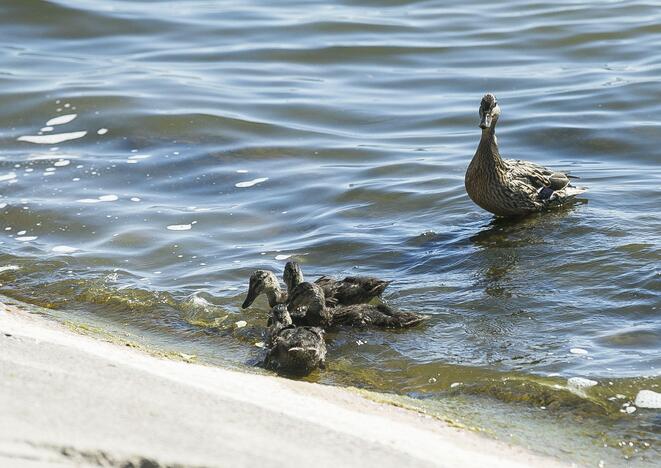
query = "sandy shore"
xmin=0 ymin=303 xmax=570 ymax=468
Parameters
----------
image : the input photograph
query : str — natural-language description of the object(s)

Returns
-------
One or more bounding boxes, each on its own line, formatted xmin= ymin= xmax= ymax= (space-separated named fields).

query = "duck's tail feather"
xmin=563 ymin=186 xmax=588 ymax=197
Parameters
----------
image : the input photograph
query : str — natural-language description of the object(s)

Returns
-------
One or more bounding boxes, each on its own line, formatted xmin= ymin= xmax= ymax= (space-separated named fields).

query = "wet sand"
xmin=0 ymin=303 xmax=570 ymax=468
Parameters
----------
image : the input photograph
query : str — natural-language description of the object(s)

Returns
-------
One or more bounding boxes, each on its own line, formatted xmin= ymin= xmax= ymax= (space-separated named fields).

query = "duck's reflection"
xmin=469 ymin=205 xmax=579 ymax=297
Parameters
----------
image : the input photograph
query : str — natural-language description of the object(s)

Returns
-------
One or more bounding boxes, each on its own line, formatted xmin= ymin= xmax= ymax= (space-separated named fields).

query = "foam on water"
xmin=52 ymin=245 xmax=78 ymax=254
xmin=167 ymin=224 xmax=192 ymax=231
xmin=46 ymin=114 xmax=77 ymax=126
xmin=18 ymin=131 xmax=87 ymax=145
xmin=235 ymin=177 xmax=268 ymax=188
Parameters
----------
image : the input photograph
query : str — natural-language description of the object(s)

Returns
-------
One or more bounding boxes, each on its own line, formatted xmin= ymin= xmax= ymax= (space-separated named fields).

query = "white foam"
xmin=46 ymin=114 xmax=77 ymax=126
xmin=635 ymin=390 xmax=661 ymax=409
xmin=567 ymin=377 xmax=598 ymax=397
xmin=17 ymin=230 xmax=26 ymax=235
xmin=570 ymin=348 xmax=589 ymax=355
xmin=18 ymin=131 xmax=87 ymax=145
xmin=235 ymin=320 xmax=247 ymax=328
xmin=191 ymin=295 xmax=211 ymax=308
xmin=0 ymin=265 xmax=20 ymax=273
xmin=40 ymin=126 xmax=54 ymax=132
xmin=54 ymin=160 xmax=70 ymax=167
xmin=167 ymin=224 xmax=192 ymax=231
xmin=97 ymin=128 xmax=108 ymax=135
xmin=130 ymin=197 xmax=141 ymax=202
xmin=0 ymin=203 xmax=7 ymax=209
xmin=236 ymin=169 xmax=249 ymax=173
xmin=0 ymin=172 xmax=17 ymax=182
xmin=16 ymin=236 xmax=38 ymax=241
xmin=77 ymin=198 xmax=102 ymax=204
xmin=77 ymin=194 xmax=118 ymax=203
xmin=275 ymin=254 xmax=291 ymax=260
xmin=235 ymin=177 xmax=268 ymax=188
xmin=52 ymin=245 xmax=78 ymax=254
xmin=128 ymin=154 xmax=151 ymax=160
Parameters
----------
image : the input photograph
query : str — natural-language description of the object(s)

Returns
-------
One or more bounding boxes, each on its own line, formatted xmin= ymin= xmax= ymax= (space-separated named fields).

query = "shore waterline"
xmin=0 ymin=0 xmax=659 ymax=464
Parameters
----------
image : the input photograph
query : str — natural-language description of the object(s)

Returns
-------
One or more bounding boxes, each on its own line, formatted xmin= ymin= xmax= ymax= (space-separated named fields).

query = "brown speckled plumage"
xmin=283 ymin=261 xmax=390 ymax=307
xmin=287 ymin=280 xmax=427 ymax=329
xmin=465 ymin=93 xmax=587 ymax=217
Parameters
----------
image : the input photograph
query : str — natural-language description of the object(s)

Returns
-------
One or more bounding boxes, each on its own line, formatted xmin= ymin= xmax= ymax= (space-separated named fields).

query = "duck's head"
xmin=242 ymin=270 xmax=280 ymax=308
xmin=270 ymin=304 xmax=293 ymax=327
xmin=283 ymin=261 xmax=304 ymax=292
xmin=479 ymin=93 xmax=501 ymax=130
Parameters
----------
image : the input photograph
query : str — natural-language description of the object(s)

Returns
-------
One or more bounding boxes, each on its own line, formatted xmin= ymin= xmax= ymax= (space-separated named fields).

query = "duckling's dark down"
xmin=283 ymin=261 xmax=390 ymax=306
xmin=287 ymin=279 xmax=426 ymax=329
xmin=264 ymin=304 xmax=327 ymax=376
xmin=465 ymin=93 xmax=587 ymax=217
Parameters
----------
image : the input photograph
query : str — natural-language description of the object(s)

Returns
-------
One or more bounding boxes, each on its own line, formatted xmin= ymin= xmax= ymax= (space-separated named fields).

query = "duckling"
xmin=264 ymin=304 xmax=327 ymax=376
xmin=286 ymin=281 xmax=332 ymax=327
xmin=288 ymin=280 xmax=426 ymax=329
xmin=241 ymin=270 xmax=287 ymax=309
xmin=465 ymin=93 xmax=587 ymax=217
xmin=283 ymin=261 xmax=391 ymax=306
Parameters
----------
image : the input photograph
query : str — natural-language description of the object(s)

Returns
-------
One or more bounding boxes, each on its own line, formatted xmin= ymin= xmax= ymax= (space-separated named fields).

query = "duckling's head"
xmin=479 ymin=93 xmax=501 ymax=129
xmin=242 ymin=270 xmax=280 ymax=308
xmin=283 ymin=261 xmax=304 ymax=292
xmin=270 ymin=304 xmax=293 ymax=327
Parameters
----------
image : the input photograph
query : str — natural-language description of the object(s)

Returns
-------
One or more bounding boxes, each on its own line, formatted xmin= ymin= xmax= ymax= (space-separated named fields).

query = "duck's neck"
xmin=286 ymin=272 xmax=305 ymax=294
xmin=266 ymin=287 xmax=288 ymax=308
xmin=474 ymin=122 xmax=507 ymax=174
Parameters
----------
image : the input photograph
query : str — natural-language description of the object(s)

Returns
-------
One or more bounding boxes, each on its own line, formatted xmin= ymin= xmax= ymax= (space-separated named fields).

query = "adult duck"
xmin=264 ymin=304 xmax=327 ymax=376
xmin=283 ymin=261 xmax=390 ymax=306
xmin=465 ymin=93 xmax=587 ymax=217
xmin=287 ymin=281 xmax=426 ymax=329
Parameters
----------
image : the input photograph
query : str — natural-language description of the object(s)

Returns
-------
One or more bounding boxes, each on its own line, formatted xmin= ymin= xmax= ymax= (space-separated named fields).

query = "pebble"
xmin=235 ymin=320 xmax=247 ymax=328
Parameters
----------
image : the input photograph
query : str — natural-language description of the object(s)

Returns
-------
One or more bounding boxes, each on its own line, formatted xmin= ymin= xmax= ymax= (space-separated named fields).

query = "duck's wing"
xmin=317 ymin=276 xmax=390 ymax=306
xmin=330 ymin=304 xmax=426 ymax=329
xmin=504 ymin=159 xmax=570 ymax=191
xmin=506 ymin=158 xmax=588 ymax=205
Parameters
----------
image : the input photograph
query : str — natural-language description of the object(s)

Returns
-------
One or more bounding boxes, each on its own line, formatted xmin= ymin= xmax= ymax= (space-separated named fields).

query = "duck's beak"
xmin=241 ymin=286 xmax=258 ymax=309
xmin=479 ymin=114 xmax=492 ymax=129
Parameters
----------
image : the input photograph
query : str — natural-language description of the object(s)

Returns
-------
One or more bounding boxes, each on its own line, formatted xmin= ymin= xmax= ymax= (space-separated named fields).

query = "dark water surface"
xmin=1 ymin=0 xmax=659 ymax=464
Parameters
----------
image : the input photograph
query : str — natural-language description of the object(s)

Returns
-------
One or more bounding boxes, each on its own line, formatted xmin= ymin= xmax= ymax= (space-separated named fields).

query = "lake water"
xmin=0 ymin=0 xmax=659 ymax=464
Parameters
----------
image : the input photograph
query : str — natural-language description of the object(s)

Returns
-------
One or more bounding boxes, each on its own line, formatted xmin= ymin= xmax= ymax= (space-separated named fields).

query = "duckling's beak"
xmin=479 ymin=114 xmax=492 ymax=129
xmin=241 ymin=286 xmax=258 ymax=309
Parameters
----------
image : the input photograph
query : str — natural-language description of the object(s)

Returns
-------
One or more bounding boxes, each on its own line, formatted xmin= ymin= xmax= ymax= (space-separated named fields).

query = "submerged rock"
xmin=634 ymin=389 xmax=661 ymax=409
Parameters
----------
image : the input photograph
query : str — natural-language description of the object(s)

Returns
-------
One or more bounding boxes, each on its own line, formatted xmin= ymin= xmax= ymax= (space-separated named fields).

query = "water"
xmin=0 ymin=0 xmax=659 ymax=464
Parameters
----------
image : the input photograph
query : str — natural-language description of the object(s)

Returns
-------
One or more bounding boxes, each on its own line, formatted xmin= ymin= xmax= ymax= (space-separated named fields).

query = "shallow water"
xmin=0 ymin=0 xmax=659 ymax=464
